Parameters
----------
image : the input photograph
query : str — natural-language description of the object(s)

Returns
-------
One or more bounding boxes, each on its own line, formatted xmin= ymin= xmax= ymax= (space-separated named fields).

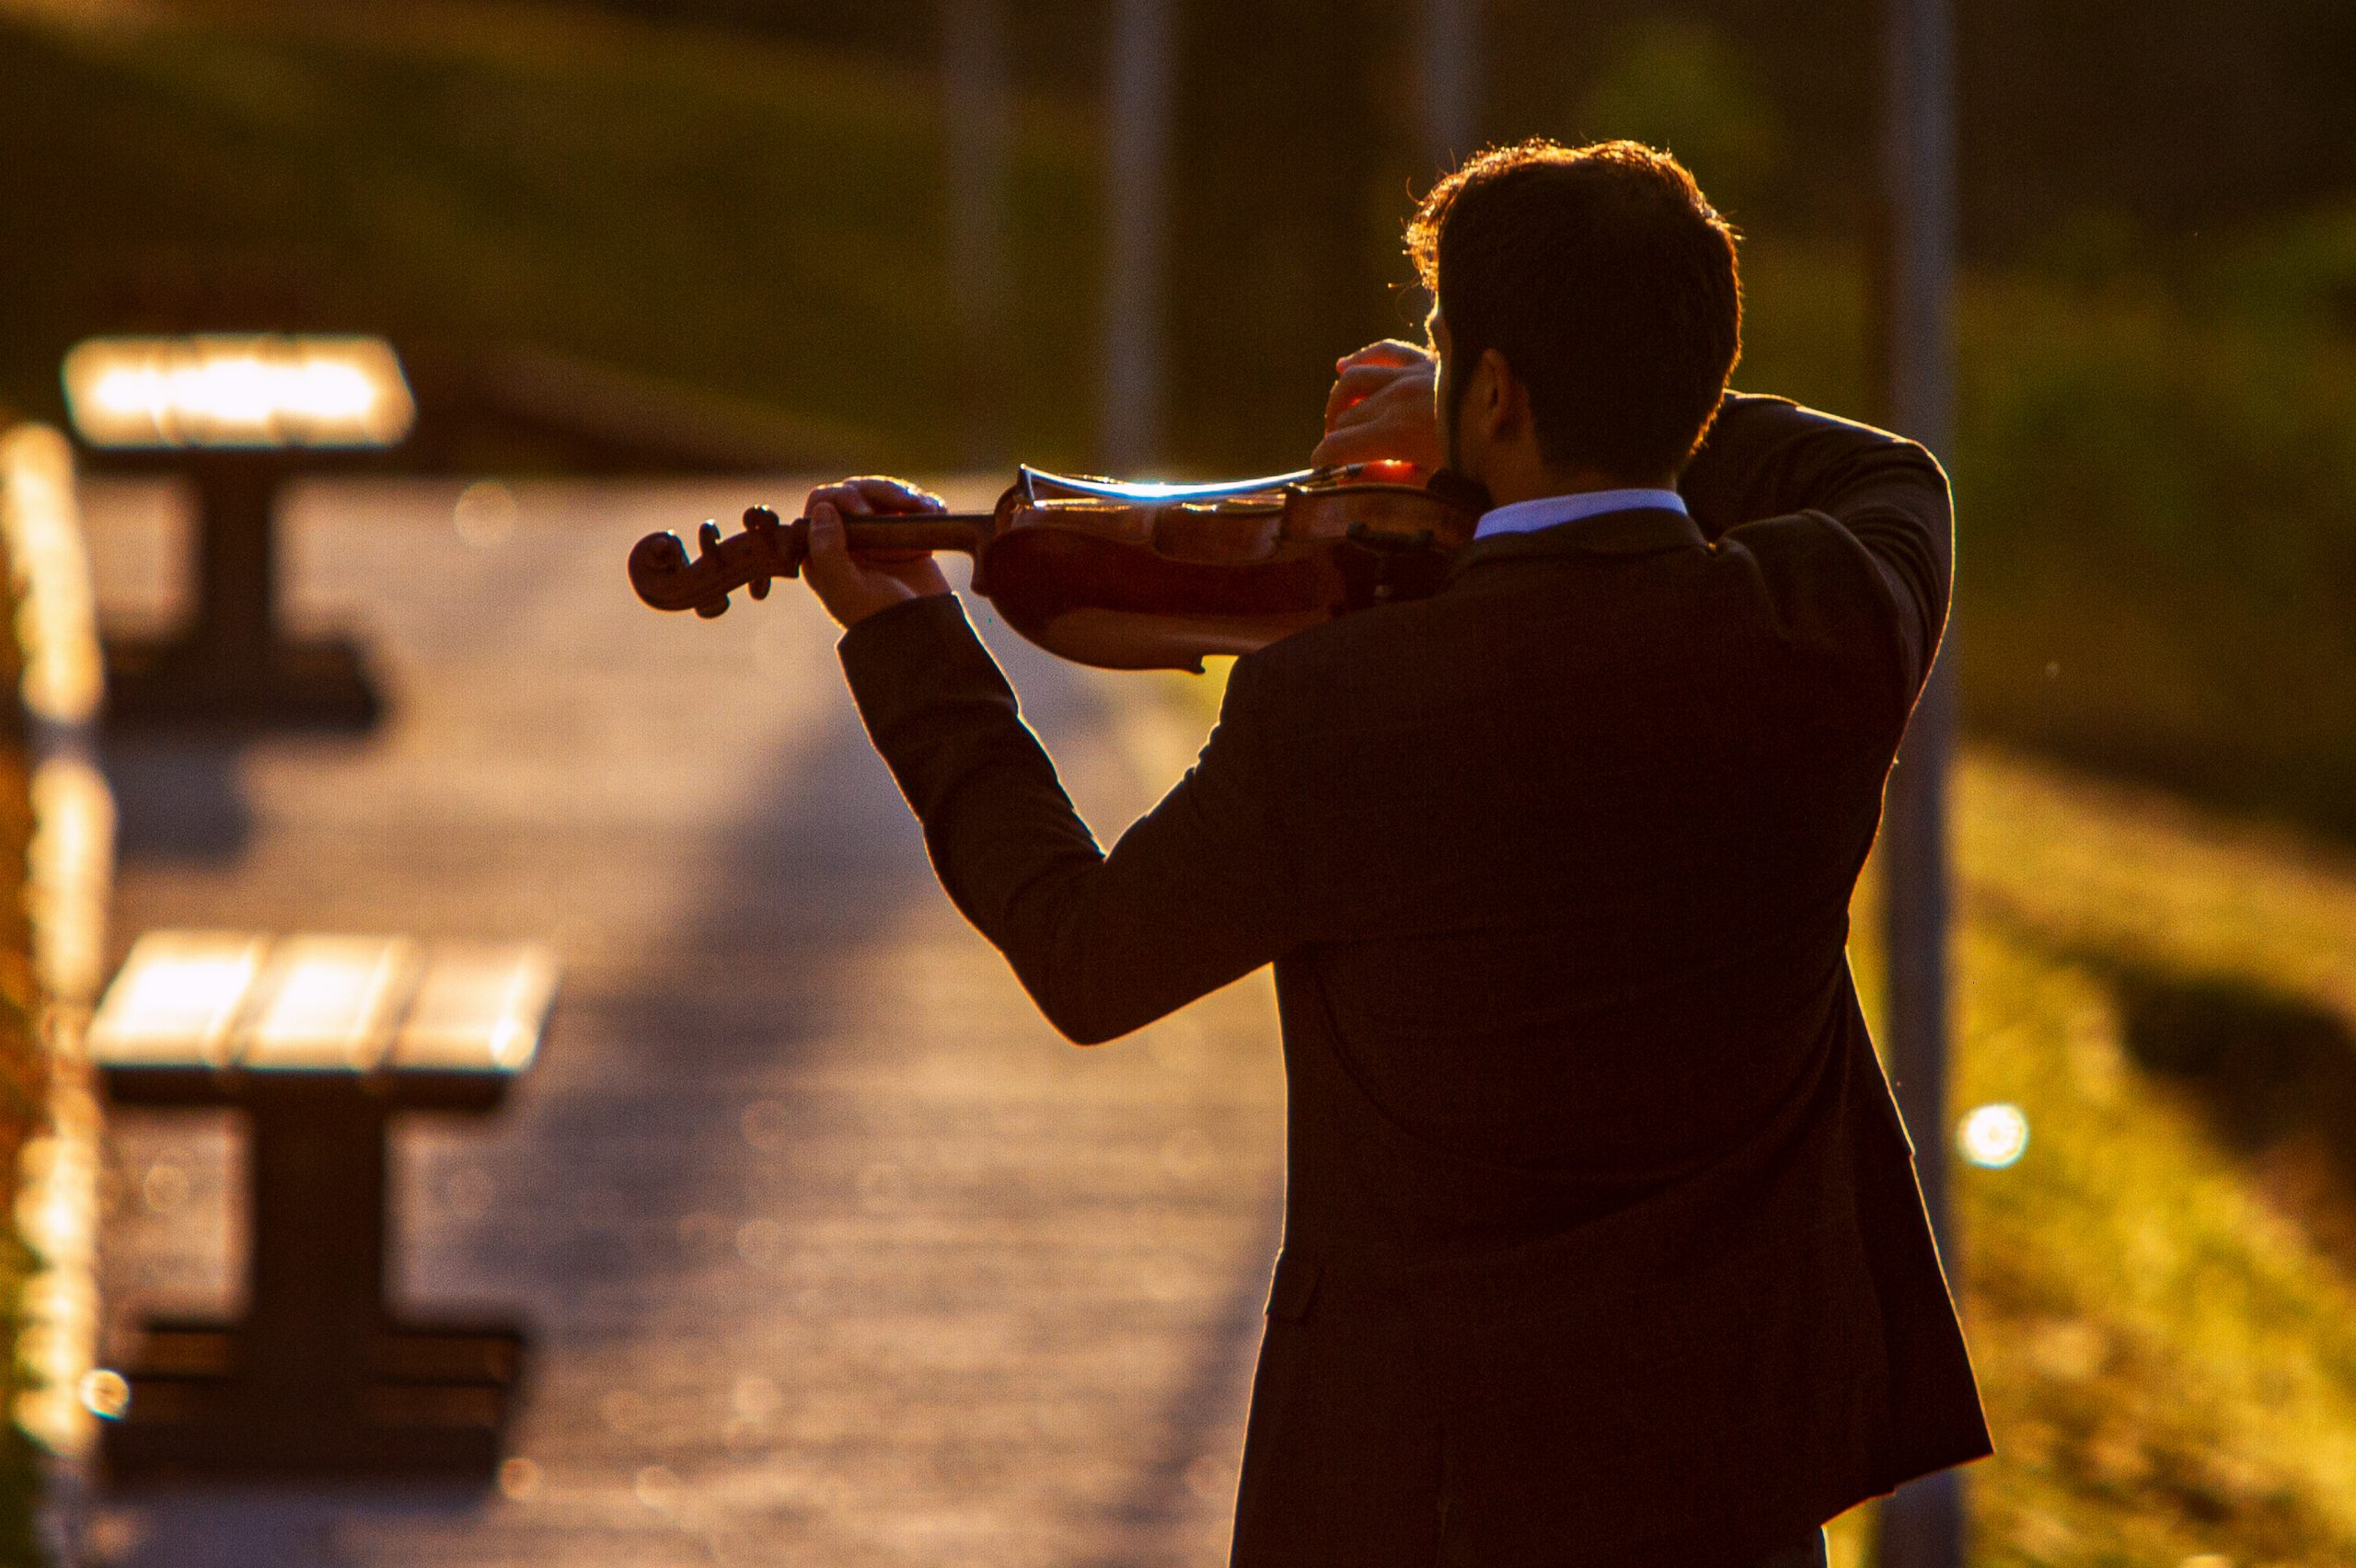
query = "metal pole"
xmin=1417 ymin=0 xmax=1479 ymax=171
xmin=942 ymin=0 xmax=1012 ymax=467
xmin=1877 ymin=0 xmax=1963 ymax=1561
xmin=1101 ymin=0 xmax=1174 ymax=472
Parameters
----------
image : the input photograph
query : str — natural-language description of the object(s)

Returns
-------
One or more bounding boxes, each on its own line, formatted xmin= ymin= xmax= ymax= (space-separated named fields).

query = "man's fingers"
xmin=1311 ymin=369 xmax=1446 ymax=470
xmin=1323 ymin=357 xmax=1441 ymax=428
xmin=1323 ymin=341 xmax=1436 ymax=421
xmin=803 ymin=499 xmax=852 ymax=591
xmin=1323 ymin=364 xmax=1399 ymax=424
xmin=844 ymin=476 xmax=945 ymax=514
xmin=1326 ymin=376 xmax=1437 ymax=437
xmin=807 ymin=498 xmax=924 ymax=563
xmin=1323 ymin=363 xmax=1434 ymax=428
xmin=803 ymin=486 xmax=871 ymax=526
xmin=808 ymin=499 xmax=842 ymax=545
xmin=796 ymin=476 xmax=955 ymax=630
xmin=802 ymin=477 xmax=943 ymax=522
xmin=1311 ymin=423 xmax=1404 ymax=468
xmin=877 ymin=555 xmax=954 ymax=597
xmin=802 ymin=479 xmax=946 ymax=581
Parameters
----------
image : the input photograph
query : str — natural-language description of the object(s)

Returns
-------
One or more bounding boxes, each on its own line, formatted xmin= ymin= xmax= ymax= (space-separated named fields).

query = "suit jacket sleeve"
xmin=837 ymin=593 xmax=1297 ymax=1044
xmin=1680 ymin=391 xmax=1954 ymax=700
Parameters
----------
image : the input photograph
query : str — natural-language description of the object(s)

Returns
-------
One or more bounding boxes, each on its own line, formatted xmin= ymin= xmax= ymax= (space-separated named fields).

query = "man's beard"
xmin=1430 ymin=363 xmax=1496 ymax=516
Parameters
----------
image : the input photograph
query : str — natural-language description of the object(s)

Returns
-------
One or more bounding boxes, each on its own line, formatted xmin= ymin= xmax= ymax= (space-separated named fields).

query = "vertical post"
xmin=243 ymin=1090 xmax=390 ymax=1415
xmin=189 ymin=453 xmax=284 ymax=685
xmin=1417 ymin=0 xmax=1479 ymax=171
xmin=1877 ymin=0 xmax=1963 ymax=1562
xmin=943 ymin=0 xmax=1012 ymax=467
xmin=1102 ymin=0 xmax=1174 ymax=473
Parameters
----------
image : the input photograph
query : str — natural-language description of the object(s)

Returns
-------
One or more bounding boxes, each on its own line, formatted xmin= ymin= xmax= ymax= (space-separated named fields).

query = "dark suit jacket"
xmin=838 ymin=393 xmax=1992 ymax=1567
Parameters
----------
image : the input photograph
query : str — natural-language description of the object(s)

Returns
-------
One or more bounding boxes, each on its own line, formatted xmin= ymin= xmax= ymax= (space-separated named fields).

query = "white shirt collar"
xmin=1473 ymin=487 xmax=1688 ymax=540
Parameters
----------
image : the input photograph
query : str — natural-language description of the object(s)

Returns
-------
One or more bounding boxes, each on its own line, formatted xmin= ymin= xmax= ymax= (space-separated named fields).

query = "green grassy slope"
xmin=1847 ymin=752 xmax=2356 ymax=1564
xmin=0 ymin=1 xmax=1102 ymax=466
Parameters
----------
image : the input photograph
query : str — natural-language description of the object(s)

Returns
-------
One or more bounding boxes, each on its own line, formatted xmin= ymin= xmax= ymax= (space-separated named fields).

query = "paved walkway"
xmin=83 ymin=476 xmax=1288 ymax=1567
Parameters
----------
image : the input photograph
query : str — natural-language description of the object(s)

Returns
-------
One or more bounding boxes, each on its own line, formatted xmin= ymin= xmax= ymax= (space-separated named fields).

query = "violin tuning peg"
xmin=748 ymin=576 xmax=770 ymax=600
xmin=699 ymin=520 xmax=723 ymax=554
xmin=696 ymin=594 xmax=730 ymax=619
xmin=744 ymin=504 xmax=781 ymax=531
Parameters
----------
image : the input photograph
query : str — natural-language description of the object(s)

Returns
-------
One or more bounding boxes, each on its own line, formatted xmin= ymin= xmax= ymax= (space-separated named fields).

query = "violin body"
xmin=627 ymin=464 xmax=1484 ymax=673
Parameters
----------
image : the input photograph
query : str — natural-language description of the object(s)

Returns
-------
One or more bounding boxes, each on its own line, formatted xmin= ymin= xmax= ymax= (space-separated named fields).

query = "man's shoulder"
xmin=1232 ymin=589 xmax=1479 ymax=706
xmin=1237 ymin=527 xmax=1726 ymax=699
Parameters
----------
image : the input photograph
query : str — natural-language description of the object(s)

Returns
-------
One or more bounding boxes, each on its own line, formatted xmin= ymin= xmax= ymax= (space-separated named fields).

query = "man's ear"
xmin=1476 ymin=347 xmax=1522 ymax=442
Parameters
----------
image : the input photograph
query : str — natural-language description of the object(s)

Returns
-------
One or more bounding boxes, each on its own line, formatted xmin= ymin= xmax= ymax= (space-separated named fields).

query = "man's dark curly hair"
xmin=1409 ymin=139 xmax=1742 ymax=480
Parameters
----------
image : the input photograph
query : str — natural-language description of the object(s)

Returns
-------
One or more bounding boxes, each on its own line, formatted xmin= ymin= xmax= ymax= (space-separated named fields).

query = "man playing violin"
xmin=795 ymin=139 xmax=1989 ymax=1567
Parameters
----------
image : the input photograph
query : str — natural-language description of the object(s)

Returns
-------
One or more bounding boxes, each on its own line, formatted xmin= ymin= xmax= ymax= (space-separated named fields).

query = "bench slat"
xmin=87 ymin=930 xmax=268 ymax=1066
xmin=390 ymin=944 xmax=557 ymax=1074
xmin=91 ymin=931 xmax=555 ymax=1084
xmin=239 ymin=934 xmax=419 ymax=1073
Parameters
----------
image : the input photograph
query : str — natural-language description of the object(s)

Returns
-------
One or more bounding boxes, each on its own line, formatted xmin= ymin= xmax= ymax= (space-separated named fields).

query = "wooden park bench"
xmin=60 ymin=333 xmax=848 ymax=731
xmin=87 ymin=930 xmax=556 ymax=1483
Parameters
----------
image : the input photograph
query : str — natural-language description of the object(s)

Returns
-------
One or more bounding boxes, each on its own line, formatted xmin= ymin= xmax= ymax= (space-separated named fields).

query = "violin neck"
xmin=829 ymin=513 xmax=994 ymax=557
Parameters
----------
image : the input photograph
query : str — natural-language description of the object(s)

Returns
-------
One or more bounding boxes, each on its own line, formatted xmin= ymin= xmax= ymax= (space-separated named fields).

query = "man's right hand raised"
xmin=1312 ymin=340 xmax=1444 ymax=472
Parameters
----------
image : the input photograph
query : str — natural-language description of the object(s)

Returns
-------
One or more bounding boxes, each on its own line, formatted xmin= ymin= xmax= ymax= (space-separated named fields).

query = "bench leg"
xmin=101 ymin=454 xmax=384 ymax=731
xmin=247 ymin=1090 xmax=391 ymax=1407
xmin=103 ymin=1089 xmax=526 ymax=1485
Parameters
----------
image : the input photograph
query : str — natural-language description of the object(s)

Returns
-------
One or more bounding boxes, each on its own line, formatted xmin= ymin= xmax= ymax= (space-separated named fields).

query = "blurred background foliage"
xmin=5 ymin=0 xmax=2352 ymax=847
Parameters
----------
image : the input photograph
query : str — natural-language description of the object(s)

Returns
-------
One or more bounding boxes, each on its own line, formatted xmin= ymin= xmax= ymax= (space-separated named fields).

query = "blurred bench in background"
xmin=89 ymin=931 xmax=556 ymax=1483
xmin=61 ymin=333 xmax=866 ymax=732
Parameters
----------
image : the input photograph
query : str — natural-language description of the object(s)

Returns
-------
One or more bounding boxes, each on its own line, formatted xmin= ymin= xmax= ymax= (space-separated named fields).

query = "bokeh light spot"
xmin=454 ymin=481 xmax=519 ymax=548
xmin=634 ymin=1463 xmax=680 ymax=1510
xmin=141 ymin=1162 xmax=190 ymax=1214
xmin=77 ymin=1368 xmax=130 ymax=1420
xmin=497 ymin=1456 xmax=542 ymax=1500
xmin=1958 ymin=1102 xmax=2029 ymax=1169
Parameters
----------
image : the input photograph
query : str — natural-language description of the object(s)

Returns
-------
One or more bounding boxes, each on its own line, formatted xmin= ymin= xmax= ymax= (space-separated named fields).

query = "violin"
xmin=627 ymin=463 xmax=1484 ymax=673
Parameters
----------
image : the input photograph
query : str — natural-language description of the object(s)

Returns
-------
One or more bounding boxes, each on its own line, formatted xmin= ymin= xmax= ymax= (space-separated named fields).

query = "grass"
xmin=1862 ymin=748 xmax=2356 ymax=1564
xmin=0 ymin=0 xmax=1103 ymax=466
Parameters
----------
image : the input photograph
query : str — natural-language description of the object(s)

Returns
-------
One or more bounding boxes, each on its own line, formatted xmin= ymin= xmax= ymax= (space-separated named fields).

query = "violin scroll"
xmin=629 ymin=504 xmax=805 ymax=618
